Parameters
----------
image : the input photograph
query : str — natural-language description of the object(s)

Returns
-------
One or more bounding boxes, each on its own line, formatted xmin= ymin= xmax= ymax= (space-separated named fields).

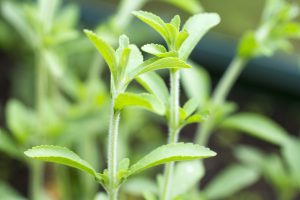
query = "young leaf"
xmin=179 ymin=13 xmax=220 ymax=60
xmin=171 ymin=161 xmax=204 ymax=199
xmin=84 ymin=30 xmax=117 ymax=75
xmin=132 ymin=11 xmax=168 ymax=42
xmin=128 ymin=143 xmax=216 ymax=176
xmin=142 ymin=43 xmax=177 ymax=58
xmin=238 ymin=31 xmax=259 ymax=58
xmin=114 ymin=92 xmax=166 ymax=115
xmin=136 ymin=71 xmax=169 ymax=105
xmin=126 ymin=44 xmax=144 ymax=73
xmin=128 ymin=57 xmax=191 ymax=80
xmin=185 ymin=114 xmax=206 ymax=124
xmin=220 ymin=113 xmax=289 ymax=146
xmin=170 ymin=15 xmax=181 ymax=30
xmin=203 ymin=164 xmax=259 ymax=200
xmin=142 ymin=43 xmax=167 ymax=55
xmin=24 ymin=145 xmax=97 ymax=177
xmin=181 ymin=62 xmax=210 ymax=108
xmin=175 ymin=30 xmax=189 ymax=50
xmin=282 ymin=138 xmax=300 ymax=186
xmin=183 ymin=98 xmax=199 ymax=116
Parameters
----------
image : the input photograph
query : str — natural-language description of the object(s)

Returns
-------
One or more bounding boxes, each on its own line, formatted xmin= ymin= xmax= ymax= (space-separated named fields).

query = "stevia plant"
xmin=132 ymin=10 xmax=220 ymax=200
xmin=175 ymin=0 xmax=300 ymax=198
xmin=24 ymin=25 xmax=217 ymax=199
xmin=195 ymin=0 xmax=300 ymax=146
xmin=0 ymin=0 xmax=208 ymax=199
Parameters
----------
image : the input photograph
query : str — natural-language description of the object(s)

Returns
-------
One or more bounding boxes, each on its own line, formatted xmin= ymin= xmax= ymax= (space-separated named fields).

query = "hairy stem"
xmin=196 ymin=56 xmax=248 ymax=145
xmin=108 ymin=98 xmax=120 ymax=200
xmin=161 ymin=69 xmax=180 ymax=200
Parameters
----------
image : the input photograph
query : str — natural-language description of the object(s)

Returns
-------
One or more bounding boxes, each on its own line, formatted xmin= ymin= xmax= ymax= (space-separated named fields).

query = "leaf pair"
xmin=85 ymin=30 xmax=191 ymax=115
xmin=133 ymin=11 xmax=220 ymax=60
xmin=24 ymin=143 xmax=216 ymax=188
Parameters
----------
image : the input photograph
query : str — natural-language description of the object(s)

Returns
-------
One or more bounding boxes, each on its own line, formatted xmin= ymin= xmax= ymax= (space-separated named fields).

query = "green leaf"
xmin=128 ymin=57 xmax=191 ymax=80
xmin=42 ymin=49 xmax=63 ymax=78
xmin=263 ymin=154 xmax=292 ymax=191
xmin=171 ymin=161 xmax=204 ymax=199
xmin=117 ymin=158 xmax=131 ymax=184
xmin=165 ymin=23 xmax=178 ymax=47
xmin=238 ymin=31 xmax=259 ymax=58
xmin=183 ymin=98 xmax=199 ymax=116
xmin=142 ymin=43 xmax=167 ymax=55
xmin=2 ymin=1 xmax=37 ymax=47
xmin=118 ymin=158 xmax=130 ymax=172
xmin=181 ymin=63 xmax=210 ymax=108
xmin=114 ymin=92 xmax=166 ymax=115
xmin=170 ymin=15 xmax=181 ymax=30
xmin=24 ymin=145 xmax=97 ymax=177
xmin=132 ymin=11 xmax=168 ymax=42
xmin=0 ymin=129 xmax=20 ymax=159
xmin=179 ymin=13 xmax=220 ymax=60
xmin=136 ymin=71 xmax=169 ymax=105
xmin=38 ymin=0 xmax=60 ymax=33
xmin=234 ymin=145 xmax=265 ymax=170
xmin=162 ymin=0 xmax=203 ymax=14
xmin=204 ymin=164 xmax=259 ymax=200
xmin=126 ymin=44 xmax=144 ymax=73
xmin=143 ymin=192 xmax=157 ymax=200
xmin=95 ymin=192 xmax=108 ymax=200
xmin=0 ymin=181 xmax=26 ymax=200
xmin=6 ymin=99 xmax=36 ymax=144
xmin=128 ymin=143 xmax=216 ymax=176
xmin=84 ymin=30 xmax=117 ymax=75
xmin=141 ymin=43 xmax=177 ymax=58
xmin=274 ymin=22 xmax=300 ymax=38
xmin=175 ymin=31 xmax=189 ymax=50
xmin=142 ymin=43 xmax=177 ymax=57
xmin=220 ymin=113 xmax=289 ymax=145
xmin=185 ymin=113 xmax=206 ymax=124
xmin=123 ymin=178 xmax=158 ymax=197
xmin=282 ymin=138 xmax=300 ymax=186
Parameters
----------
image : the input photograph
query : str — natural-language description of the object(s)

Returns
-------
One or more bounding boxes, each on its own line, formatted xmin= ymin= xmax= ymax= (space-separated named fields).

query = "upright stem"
xmin=30 ymin=52 xmax=47 ymax=200
xmin=29 ymin=162 xmax=43 ymax=200
xmin=196 ymin=56 xmax=248 ymax=145
xmin=108 ymin=98 xmax=120 ymax=200
xmin=161 ymin=69 xmax=180 ymax=200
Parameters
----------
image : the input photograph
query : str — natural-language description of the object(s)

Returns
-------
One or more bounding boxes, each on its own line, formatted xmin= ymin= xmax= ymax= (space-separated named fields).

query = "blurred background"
xmin=0 ymin=0 xmax=300 ymax=200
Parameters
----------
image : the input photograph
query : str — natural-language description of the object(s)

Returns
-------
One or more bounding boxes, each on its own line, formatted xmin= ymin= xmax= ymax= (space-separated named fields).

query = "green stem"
xmin=29 ymin=162 xmax=43 ymax=200
xmin=196 ymin=56 xmax=248 ymax=145
xmin=161 ymin=69 xmax=180 ymax=200
xmin=29 ymin=52 xmax=47 ymax=200
xmin=108 ymin=98 xmax=120 ymax=200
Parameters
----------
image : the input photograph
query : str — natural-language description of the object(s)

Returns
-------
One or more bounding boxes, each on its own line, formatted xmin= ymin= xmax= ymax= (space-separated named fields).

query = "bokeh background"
xmin=0 ymin=0 xmax=300 ymax=200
